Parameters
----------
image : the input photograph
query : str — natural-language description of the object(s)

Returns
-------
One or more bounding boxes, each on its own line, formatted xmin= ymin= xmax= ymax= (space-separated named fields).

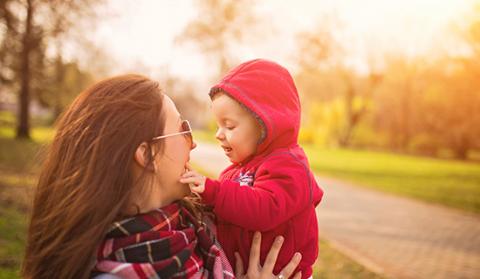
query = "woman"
xmin=22 ymin=75 xmax=302 ymax=279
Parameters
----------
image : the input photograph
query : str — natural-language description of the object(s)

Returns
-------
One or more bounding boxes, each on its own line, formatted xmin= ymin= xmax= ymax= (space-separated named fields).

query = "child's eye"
xmin=226 ymin=126 xmax=235 ymax=130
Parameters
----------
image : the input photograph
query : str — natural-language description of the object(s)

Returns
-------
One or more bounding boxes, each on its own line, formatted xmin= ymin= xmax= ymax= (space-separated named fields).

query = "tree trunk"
xmin=454 ymin=136 xmax=469 ymax=160
xmin=17 ymin=0 xmax=34 ymax=139
xmin=399 ymin=81 xmax=412 ymax=150
xmin=339 ymin=73 xmax=356 ymax=147
xmin=340 ymin=85 xmax=354 ymax=147
xmin=54 ymin=51 xmax=64 ymax=120
xmin=455 ymin=148 xmax=468 ymax=160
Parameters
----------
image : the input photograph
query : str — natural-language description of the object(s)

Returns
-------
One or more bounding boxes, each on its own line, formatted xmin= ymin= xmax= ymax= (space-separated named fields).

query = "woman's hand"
xmin=235 ymin=232 xmax=302 ymax=279
xmin=180 ymin=164 xmax=206 ymax=193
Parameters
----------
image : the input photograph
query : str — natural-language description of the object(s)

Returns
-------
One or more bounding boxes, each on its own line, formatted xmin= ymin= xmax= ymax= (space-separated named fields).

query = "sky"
xmin=91 ymin=0 xmax=477 ymax=84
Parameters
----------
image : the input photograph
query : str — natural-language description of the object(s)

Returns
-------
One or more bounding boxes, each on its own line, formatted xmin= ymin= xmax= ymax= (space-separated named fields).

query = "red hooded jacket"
xmin=201 ymin=59 xmax=323 ymax=278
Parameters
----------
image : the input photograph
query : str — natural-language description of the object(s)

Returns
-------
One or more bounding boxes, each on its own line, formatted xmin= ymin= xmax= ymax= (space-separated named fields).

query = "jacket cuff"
xmin=201 ymin=178 xmax=219 ymax=205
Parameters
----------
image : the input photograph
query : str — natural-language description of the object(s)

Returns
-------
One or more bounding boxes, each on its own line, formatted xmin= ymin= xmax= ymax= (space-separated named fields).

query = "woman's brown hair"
xmin=22 ymin=74 xmax=166 ymax=279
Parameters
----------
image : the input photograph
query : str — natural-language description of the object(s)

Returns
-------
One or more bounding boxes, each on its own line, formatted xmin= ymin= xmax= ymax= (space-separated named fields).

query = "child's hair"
xmin=210 ymin=89 xmax=266 ymax=143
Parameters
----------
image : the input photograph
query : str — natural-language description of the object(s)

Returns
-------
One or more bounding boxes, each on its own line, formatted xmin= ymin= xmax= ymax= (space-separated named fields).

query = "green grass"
xmin=0 ymin=165 xmax=32 ymax=279
xmin=313 ymin=240 xmax=385 ymax=279
xmin=0 ymin=161 xmax=32 ymax=278
xmin=0 ymin=124 xmax=53 ymax=174
xmin=0 ymin=111 xmax=15 ymax=127
xmin=304 ymin=146 xmax=480 ymax=213
xmin=0 ymin=119 xmax=52 ymax=278
xmin=0 ymin=207 xmax=27 ymax=279
xmin=0 ymin=126 xmax=54 ymax=143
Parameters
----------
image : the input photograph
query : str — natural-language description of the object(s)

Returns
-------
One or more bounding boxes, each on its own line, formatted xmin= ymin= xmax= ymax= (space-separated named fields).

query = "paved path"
xmin=190 ymin=142 xmax=480 ymax=279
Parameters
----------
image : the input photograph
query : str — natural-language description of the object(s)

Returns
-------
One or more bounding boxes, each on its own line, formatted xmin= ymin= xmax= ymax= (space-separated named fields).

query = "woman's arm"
xmin=235 ymin=232 xmax=302 ymax=279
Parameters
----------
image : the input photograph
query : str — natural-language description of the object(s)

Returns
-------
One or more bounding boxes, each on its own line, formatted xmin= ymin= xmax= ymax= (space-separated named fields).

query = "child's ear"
xmin=134 ymin=142 xmax=155 ymax=172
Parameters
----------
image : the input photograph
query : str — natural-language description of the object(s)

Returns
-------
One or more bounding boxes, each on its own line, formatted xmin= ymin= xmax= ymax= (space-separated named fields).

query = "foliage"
xmin=294 ymin=12 xmax=480 ymax=159
xmin=176 ymin=0 xmax=261 ymax=78
xmin=37 ymin=59 xmax=94 ymax=119
xmin=0 ymin=0 xmax=105 ymax=138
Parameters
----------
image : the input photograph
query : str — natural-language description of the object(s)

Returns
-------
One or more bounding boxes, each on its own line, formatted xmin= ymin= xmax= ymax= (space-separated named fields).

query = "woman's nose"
xmin=191 ymin=140 xmax=197 ymax=150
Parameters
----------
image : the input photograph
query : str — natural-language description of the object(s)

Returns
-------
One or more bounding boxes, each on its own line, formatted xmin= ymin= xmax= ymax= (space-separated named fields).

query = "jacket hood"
xmin=210 ymin=59 xmax=301 ymax=157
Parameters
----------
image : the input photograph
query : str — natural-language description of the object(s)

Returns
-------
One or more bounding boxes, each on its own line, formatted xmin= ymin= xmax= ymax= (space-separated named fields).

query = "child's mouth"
xmin=222 ymin=146 xmax=232 ymax=153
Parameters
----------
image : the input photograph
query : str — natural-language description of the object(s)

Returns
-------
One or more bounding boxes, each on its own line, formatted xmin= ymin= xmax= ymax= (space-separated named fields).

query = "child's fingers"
xmin=189 ymin=183 xmax=200 ymax=190
xmin=179 ymin=177 xmax=201 ymax=185
xmin=182 ymin=170 xmax=195 ymax=176
xmin=292 ymin=271 xmax=302 ymax=279
xmin=181 ymin=171 xmax=198 ymax=178
xmin=188 ymin=183 xmax=205 ymax=194
xmin=179 ymin=177 xmax=194 ymax=183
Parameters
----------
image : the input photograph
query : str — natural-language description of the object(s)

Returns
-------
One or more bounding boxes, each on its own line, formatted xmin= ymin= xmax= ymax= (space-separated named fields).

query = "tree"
xmin=417 ymin=60 xmax=480 ymax=159
xmin=417 ymin=3 xmax=480 ymax=159
xmin=159 ymin=76 xmax=208 ymax=129
xmin=374 ymin=55 xmax=424 ymax=150
xmin=37 ymin=58 xmax=94 ymax=119
xmin=0 ymin=0 xmax=20 ymax=86
xmin=1 ymin=0 xmax=104 ymax=139
xmin=295 ymin=21 xmax=382 ymax=147
xmin=17 ymin=0 xmax=35 ymax=138
xmin=176 ymin=0 xmax=259 ymax=78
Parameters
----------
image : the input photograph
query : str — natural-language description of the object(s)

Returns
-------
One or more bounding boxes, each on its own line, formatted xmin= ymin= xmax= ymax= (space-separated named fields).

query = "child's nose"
xmin=215 ymin=129 xmax=223 ymax=140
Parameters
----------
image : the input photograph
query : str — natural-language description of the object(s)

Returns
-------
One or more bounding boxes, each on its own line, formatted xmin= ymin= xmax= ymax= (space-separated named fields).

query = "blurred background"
xmin=0 ymin=0 xmax=479 ymax=278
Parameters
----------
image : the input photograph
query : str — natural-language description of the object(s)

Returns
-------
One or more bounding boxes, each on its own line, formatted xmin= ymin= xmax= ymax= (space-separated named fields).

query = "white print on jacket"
xmin=235 ymin=171 xmax=254 ymax=187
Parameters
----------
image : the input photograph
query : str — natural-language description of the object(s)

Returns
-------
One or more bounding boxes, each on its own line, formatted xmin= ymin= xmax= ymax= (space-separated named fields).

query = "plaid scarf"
xmin=92 ymin=202 xmax=234 ymax=279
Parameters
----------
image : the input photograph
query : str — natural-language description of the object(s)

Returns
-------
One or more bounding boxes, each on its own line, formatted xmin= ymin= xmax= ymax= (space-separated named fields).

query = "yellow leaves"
xmin=301 ymin=97 xmax=371 ymax=147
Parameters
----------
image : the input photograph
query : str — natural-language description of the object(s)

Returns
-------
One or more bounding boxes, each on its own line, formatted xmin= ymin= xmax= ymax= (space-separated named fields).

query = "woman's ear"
xmin=134 ymin=142 xmax=155 ymax=172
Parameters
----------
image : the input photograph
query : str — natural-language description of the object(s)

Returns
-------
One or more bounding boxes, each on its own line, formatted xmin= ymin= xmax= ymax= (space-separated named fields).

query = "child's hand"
xmin=180 ymin=165 xmax=206 ymax=194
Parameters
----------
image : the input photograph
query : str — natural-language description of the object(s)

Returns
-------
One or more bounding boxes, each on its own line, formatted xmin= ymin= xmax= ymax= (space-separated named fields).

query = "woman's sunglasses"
xmin=151 ymin=120 xmax=192 ymax=143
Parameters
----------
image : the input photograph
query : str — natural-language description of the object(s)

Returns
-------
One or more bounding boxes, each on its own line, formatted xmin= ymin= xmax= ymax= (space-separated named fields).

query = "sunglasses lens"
xmin=182 ymin=121 xmax=190 ymax=132
xmin=182 ymin=120 xmax=193 ymax=142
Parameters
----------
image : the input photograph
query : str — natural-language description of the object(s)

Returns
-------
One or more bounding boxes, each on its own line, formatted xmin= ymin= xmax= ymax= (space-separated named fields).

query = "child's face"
xmin=212 ymin=93 xmax=262 ymax=163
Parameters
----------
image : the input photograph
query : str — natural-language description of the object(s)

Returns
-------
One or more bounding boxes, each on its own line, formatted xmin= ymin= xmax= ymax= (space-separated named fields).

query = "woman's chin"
xmin=178 ymin=182 xmax=191 ymax=196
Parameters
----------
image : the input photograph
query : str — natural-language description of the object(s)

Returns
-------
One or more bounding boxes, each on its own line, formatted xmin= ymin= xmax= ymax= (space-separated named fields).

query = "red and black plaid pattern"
xmin=92 ymin=202 xmax=234 ymax=279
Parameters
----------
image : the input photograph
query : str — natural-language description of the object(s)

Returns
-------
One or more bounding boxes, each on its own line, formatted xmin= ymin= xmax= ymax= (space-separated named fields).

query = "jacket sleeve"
xmin=200 ymin=154 xmax=313 ymax=231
